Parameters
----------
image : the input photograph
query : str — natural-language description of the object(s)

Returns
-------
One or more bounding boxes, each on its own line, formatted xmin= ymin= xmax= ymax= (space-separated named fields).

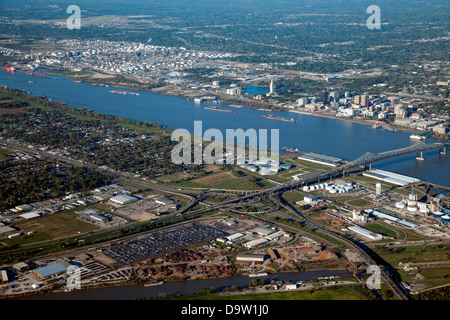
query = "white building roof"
xmin=110 ymin=195 xmax=138 ymax=204
xmin=19 ymin=212 xmax=41 ymax=220
xmin=348 ymin=225 xmax=382 ymax=240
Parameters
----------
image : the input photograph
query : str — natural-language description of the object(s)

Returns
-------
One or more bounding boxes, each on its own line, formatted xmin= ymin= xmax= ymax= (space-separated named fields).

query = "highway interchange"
xmin=2 ymin=139 xmax=448 ymax=299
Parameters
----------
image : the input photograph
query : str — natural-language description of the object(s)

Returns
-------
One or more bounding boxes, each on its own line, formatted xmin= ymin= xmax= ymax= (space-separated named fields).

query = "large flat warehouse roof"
xmin=362 ymin=169 xmax=420 ymax=186
xmin=298 ymin=153 xmax=342 ymax=167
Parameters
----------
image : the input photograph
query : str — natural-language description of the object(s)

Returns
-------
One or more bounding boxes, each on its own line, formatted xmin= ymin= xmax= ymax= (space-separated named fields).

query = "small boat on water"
xmin=144 ymin=281 xmax=164 ymax=287
xmin=249 ymin=273 xmax=268 ymax=278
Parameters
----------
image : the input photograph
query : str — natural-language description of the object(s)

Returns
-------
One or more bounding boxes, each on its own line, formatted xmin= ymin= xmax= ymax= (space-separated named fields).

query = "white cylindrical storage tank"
xmin=303 ymin=186 xmax=309 ymax=192
xmin=433 ymin=212 xmax=444 ymax=219
xmin=407 ymin=205 xmax=417 ymax=212
xmin=329 ymin=188 xmax=337 ymax=194
xmin=310 ymin=186 xmax=316 ymax=191
xmin=420 ymin=207 xmax=429 ymax=214
xmin=344 ymin=186 xmax=353 ymax=192
xmin=325 ymin=185 xmax=334 ymax=191
xmin=319 ymin=184 xmax=324 ymax=189
xmin=395 ymin=202 xmax=406 ymax=209
xmin=442 ymin=215 xmax=450 ymax=223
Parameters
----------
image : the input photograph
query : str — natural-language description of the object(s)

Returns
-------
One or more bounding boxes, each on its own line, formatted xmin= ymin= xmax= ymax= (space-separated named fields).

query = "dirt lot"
xmin=193 ymin=171 xmax=235 ymax=186
xmin=310 ymin=212 xmax=346 ymax=228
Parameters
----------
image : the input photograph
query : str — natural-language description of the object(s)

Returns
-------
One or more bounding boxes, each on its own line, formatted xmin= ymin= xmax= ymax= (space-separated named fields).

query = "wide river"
xmin=14 ymin=269 xmax=351 ymax=300
xmin=0 ymin=69 xmax=448 ymax=187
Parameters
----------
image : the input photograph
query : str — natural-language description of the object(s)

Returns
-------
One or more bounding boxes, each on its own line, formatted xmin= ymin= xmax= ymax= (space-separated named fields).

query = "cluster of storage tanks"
xmin=395 ymin=200 xmax=429 ymax=214
xmin=395 ymin=201 xmax=450 ymax=223
xmin=238 ymin=158 xmax=280 ymax=176
xmin=303 ymin=182 xmax=354 ymax=194
xmin=432 ymin=211 xmax=450 ymax=223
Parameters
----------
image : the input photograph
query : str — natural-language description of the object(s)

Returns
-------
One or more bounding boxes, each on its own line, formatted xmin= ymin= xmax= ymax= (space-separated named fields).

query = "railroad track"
xmin=270 ymin=191 xmax=409 ymax=300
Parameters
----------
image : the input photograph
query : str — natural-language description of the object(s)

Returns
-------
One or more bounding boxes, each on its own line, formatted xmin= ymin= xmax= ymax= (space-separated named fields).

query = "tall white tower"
xmin=376 ymin=183 xmax=382 ymax=195
xmin=270 ymin=80 xmax=275 ymax=94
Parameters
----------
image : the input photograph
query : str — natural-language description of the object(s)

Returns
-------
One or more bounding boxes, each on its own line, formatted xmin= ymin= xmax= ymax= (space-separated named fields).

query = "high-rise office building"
xmin=361 ymin=95 xmax=369 ymax=108
xmin=320 ymin=90 xmax=329 ymax=104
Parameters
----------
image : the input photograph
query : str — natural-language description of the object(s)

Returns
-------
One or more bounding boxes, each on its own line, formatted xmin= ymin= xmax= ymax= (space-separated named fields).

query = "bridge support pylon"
xmin=416 ymin=151 xmax=424 ymax=161
xmin=440 ymin=147 xmax=446 ymax=155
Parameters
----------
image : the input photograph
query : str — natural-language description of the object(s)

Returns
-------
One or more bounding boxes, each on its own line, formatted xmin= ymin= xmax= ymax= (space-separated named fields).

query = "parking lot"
xmin=76 ymin=208 xmax=132 ymax=228
xmin=103 ymin=222 xmax=229 ymax=265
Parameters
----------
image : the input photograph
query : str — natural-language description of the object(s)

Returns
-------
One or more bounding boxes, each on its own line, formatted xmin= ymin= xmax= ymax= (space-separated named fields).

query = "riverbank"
xmin=37 ymin=67 xmax=445 ymax=139
xmin=6 ymin=269 xmax=353 ymax=300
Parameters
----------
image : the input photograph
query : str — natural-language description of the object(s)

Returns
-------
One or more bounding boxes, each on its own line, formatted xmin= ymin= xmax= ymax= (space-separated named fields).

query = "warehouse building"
xmin=32 ymin=263 xmax=68 ymax=280
xmin=19 ymin=212 xmax=41 ymax=220
xmin=251 ymin=226 xmax=276 ymax=237
xmin=298 ymin=153 xmax=342 ymax=167
xmin=365 ymin=209 xmax=420 ymax=229
xmin=236 ymin=254 xmax=267 ymax=263
xmin=13 ymin=262 xmax=30 ymax=272
xmin=155 ymin=198 xmax=174 ymax=206
xmin=109 ymin=195 xmax=138 ymax=205
xmin=226 ymin=233 xmax=245 ymax=243
xmin=363 ymin=169 xmax=420 ymax=186
xmin=244 ymin=238 xmax=268 ymax=249
xmin=93 ymin=193 xmax=112 ymax=201
xmin=90 ymin=213 xmax=110 ymax=223
xmin=0 ymin=226 xmax=17 ymax=239
xmin=1 ymin=270 xmax=9 ymax=282
xmin=15 ymin=204 xmax=33 ymax=212
xmin=265 ymin=230 xmax=288 ymax=241
xmin=348 ymin=225 xmax=382 ymax=241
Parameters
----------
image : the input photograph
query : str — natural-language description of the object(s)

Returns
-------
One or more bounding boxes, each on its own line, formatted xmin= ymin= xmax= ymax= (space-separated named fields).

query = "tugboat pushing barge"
xmin=261 ymin=114 xmax=296 ymax=123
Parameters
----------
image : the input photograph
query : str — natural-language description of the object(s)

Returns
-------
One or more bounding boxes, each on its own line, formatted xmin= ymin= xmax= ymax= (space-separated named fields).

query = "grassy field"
xmin=282 ymin=190 xmax=305 ymax=203
xmin=174 ymin=171 xmax=263 ymax=190
xmin=374 ymin=244 xmax=450 ymax=266
xmin=418 ymin=267 xmax=450 ymax=287
xmin=5 ymin=212 xmax=100 ymax=246
xmin=0 ymin=148 xmax=11 ymax=161
xmin=171 ymin=285 xmax=371 ymax=300
xmin=364 ymin=223 xmax=399 ymax=238
xmin=345 ymin=198 xmax=374 ymax=207
xmin=44 ymin=70 xmax=94 ymax=76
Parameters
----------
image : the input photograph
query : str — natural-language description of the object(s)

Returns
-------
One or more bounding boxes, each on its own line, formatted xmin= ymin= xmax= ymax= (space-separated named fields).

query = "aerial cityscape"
xmin=0 ymin=0 xmax=449 ymax=310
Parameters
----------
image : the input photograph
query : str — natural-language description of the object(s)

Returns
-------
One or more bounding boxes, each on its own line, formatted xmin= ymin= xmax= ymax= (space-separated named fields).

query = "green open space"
xmin=364 ymin=223 xmax=399 ymax=239
xmin=44 ymin=69 xmax=94 ymax=76
xmin=291 ymin=158 xmax=333 ymax=172
xmin=0 ymin=148 xmax=11 ymax=161
xmin=5 ymin=212 xmax=100 ymax=245
xmin=345 ymin=198 xmax=374 ymax=207
xmin=170 ymin=285 xmax=371 ymax=300
xmin=418 ymin=267 xmax=450 ymax=287
xmin=282 ymin=191 xmax=305 ymax=203
xmin=373 ymin=244 xmax=450 ymax=266
xmin=173 ymin=171 xmax=265 ymax=191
